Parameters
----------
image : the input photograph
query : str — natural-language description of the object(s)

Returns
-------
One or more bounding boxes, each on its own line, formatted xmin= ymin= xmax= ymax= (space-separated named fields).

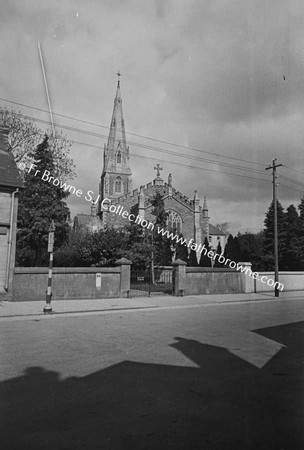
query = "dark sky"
xmin=1 ymin=0 xmax=304 ymax=233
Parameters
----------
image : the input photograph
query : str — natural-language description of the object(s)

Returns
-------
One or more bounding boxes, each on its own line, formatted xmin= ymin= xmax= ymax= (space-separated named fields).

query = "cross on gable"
xmin=154 ymin=164 xmax=163 ymax=177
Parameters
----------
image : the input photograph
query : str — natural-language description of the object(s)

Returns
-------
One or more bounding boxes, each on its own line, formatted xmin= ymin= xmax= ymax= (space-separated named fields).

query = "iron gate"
xmin=130 ymin=266 xmax=173 ymax=297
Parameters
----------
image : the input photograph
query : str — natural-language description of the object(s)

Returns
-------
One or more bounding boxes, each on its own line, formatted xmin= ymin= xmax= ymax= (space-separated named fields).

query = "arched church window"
xmin=112 ymin=118 xmax=116 ymax=127
xmin=166 ymin=210 xmax=182 ymax=233
xmin=115 ymin=177 xmax=122 ymax=193
xmin=117 ymin=151 xmax=121 ymax=163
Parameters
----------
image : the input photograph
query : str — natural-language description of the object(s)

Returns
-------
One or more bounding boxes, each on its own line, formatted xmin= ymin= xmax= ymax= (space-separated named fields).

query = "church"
xmin=74 ymin=76 xmax=226 ymax=256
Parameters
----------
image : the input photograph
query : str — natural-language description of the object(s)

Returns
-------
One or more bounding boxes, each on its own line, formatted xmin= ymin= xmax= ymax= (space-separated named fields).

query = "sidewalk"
xmin=0 ymin=290 xmax=303 ymax=320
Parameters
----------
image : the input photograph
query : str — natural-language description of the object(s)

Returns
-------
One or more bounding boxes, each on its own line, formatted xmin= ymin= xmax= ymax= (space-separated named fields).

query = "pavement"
xmin=1 ymin=290 xmax=304 ymax=448
xmin=0 ymin=289 xmax=303 ymax=320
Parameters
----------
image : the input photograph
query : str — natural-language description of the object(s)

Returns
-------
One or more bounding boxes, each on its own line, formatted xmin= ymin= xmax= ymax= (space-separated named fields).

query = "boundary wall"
xmin=172 ymin=260 xmax=253 ymax=296
xmin=10 ymin=261 xmax=304 ymax=301
xmin=254 ymin=271 xmax=304 ymax=293
xmin=12 ymin=258 xmax=131 ymax=302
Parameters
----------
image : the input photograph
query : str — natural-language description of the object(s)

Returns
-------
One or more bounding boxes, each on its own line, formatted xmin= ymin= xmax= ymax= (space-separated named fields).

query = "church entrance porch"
xmin=130 ymin=266 xmax=173 ymax=298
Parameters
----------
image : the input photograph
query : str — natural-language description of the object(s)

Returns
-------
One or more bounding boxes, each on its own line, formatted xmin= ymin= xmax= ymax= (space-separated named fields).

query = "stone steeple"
xmin=99 ymin=73 xmax=132 ymax=208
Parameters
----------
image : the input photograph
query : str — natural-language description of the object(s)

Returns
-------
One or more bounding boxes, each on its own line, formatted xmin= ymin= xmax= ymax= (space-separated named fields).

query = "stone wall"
xmin=172 ymin=260 xmax=253 ymax=296
xmin=185 ymin=267 xmax=245 ymax=295
xmin=254 ymin=272 xmax=304 ymax=293
xmin=12 ymin=262 xmax=131 ymax=301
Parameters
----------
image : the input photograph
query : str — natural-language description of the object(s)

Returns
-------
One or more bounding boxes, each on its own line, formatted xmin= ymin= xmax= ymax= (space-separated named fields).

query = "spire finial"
xmin=117 ymin=70 xmax=121 ymax=87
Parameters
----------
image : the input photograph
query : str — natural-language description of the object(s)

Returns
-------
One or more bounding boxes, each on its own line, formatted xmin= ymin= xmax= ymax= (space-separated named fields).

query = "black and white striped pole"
xmin=43 ymin=220 xmax=55 ymax=314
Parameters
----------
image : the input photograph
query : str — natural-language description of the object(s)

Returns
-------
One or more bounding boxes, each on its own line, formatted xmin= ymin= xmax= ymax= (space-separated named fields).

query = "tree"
xmin=0 ymin=107 xmax=76 ymax=180
xmin=175 ymin=235 xmax=189 ymax=263
xmin=237 ymin=231 xmax=264 ymax=271
xmin=224 ymin=234 xmax=239 ymax=263
xmin=199 ymin=237 xmax=211 ymax=267
xmin=282 ymin=204 xmax=302 ymax=270
xmin=123 ymin=224 xmax=152 ymax=269
xmin=214 ymin=242 xmax=223 ymax=267
xmin=298 ymin=195 xmax=304 ymax=228
xmin=188 ymin=247 xmax=198 ymax=266
xmin=263 ymin=200 xmax=287 ymax=270
xmin=150 ymin=192 xmax=172 ymax=266
xmin=151 ymin=192 xmax=168 ymax=228
xmin=16 ymin=135 xmax=70 ymax=266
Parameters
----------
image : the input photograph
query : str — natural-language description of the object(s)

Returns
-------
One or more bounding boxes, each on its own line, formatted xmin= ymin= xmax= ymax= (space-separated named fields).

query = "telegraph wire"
xmin=74 ymin=139 xmax=271 ymax=183
xmin=280 ymin=175 xmax=304 ymax=189
xmin=74 ymin=139 xmax=303 ymax=194
xmin=278 ymin=183 xmax=304 ymax=194
xmin=14 ymin=112 xmax=271 ymax=178
xmin=0 ymin=96 xmax=266 ymax=167
xmin=284 ymin=164 xmax=304 ymax=178
xmin=2 ymin=98 xmax=303 ymax=194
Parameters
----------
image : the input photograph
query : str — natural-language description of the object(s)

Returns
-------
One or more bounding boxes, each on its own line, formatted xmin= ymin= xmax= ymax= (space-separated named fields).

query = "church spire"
xmin=99 ymin=75 xmax=132 ymax=207
xmin=104 ymin=72 xmax=129 ymax=169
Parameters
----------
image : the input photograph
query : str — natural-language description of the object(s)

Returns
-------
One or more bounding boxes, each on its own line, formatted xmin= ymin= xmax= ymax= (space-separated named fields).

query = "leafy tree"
xmin=199 ymin=237 xmax=211 ymax=267
xmin=224 ymin=234 xmax=239 ymax=263
xmin=297 ymin=196 xmax=304 ymax=269
xmin=54 ymin=226 xmax=132 ymax=267
xmin=0 ymin=107 xmax=76 ymax=179
xmin=54 ymin=228 xmax=94 ymax=267
xmin=214 ymin=242 xmax=223 ymax=267
xmin=237 ymin=231 xmax=264 ymax=271
xmin=175 ymin=235 xmax=189 ymax=263
xmin=298 ymin=195 xmax=304 ymax=228
xmin=150 ymin=192 xmax=172 ymax=265
xmin=263 ymin=200 xmax=287 ymax=270
xmin=16 ymin=135 xmax=70 ymax=266
xmin=123 ymin=224 xmax=152 ymax=269
xmin=281 ymin=205 xmax=302 ymax=270
xmin=188 ymin=247 xmax=198 ymax=266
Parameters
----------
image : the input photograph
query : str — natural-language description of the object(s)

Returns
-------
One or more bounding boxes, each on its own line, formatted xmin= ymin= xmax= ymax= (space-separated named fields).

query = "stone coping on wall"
xmin=14 ymin=267 xmax=120 ymax=274
xmin=186 ymin=267 xmax=236 ymax=273
xmin=257 ymin=271 xmax=304 ymax=275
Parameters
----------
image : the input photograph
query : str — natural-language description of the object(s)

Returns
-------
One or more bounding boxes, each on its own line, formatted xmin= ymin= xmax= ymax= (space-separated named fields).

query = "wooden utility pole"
xmin=265 ymin=159 xmax=282 ymax=297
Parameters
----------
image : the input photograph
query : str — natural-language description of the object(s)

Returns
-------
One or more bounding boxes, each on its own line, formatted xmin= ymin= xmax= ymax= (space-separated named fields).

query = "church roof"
xmin=209 ymin=224 xmax=226 ymax=235
xmin=74 ymin=214 xmax=92 ymax=228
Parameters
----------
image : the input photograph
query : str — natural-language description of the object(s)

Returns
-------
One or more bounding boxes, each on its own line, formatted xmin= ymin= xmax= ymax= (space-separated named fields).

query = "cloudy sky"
xmin=1 ymin=0 xmax=304 ymax=234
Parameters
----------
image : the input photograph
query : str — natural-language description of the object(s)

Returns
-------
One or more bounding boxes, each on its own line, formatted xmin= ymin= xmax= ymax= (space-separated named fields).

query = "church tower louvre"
xmin=99 ymin=73 xmax=132 ymax=214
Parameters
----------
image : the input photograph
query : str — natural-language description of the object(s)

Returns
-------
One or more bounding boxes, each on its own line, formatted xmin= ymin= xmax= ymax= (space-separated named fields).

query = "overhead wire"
xmin=0 ymin=96 xmax=266 ymax=167
xmin=14 ymin=112 xmax=271 ymax=180
xmin=1 ymin=97 xmax=303 ymax=196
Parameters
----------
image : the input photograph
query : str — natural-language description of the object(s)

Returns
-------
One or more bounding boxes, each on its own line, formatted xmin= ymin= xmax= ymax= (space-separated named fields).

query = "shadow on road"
xmin=1 ymin=322 xmax=303 ymax=449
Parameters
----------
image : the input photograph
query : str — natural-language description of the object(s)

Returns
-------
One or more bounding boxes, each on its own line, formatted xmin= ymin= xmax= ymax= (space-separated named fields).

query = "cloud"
xmin=1 ymin=0 xmax=304 ymax=233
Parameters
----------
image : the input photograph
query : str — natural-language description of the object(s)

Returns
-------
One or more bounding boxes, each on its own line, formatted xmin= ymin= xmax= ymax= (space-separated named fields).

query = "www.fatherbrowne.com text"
xmin=99 ymin=198 xmax=284 ymax=292
xmin=20 ymin=163 xmax=284 ymax=291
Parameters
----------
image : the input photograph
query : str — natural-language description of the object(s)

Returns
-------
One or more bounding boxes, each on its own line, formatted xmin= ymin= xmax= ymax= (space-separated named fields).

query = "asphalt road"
xmin=1 ymin=296 xmax=304 ymax=449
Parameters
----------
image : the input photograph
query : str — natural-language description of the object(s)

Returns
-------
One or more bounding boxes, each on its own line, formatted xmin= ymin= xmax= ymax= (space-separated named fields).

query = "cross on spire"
xmin=117 ymin=70 xmax=121 ymax=87
xmin=154 ymin=164 xmax=163 ymax=177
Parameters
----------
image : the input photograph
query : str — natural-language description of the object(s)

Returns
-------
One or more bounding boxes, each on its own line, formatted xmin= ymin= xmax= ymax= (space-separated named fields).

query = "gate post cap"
xmin=115 ymin=257 xmax=132 ymax=266
xmin=172 ymin=259 xmax=187 ymax=266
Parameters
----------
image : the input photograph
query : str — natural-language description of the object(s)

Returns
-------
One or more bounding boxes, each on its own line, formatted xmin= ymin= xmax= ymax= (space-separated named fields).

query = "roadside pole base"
xmin=43 ymin=305 xmax=52 ymax=314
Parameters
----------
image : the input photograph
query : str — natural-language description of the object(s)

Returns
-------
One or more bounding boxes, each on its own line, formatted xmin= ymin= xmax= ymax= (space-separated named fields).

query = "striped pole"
xmin=43 ymin=220 xmax=55 ymax=314
xmin=43 ymin=252 xmax=53 ymax=314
